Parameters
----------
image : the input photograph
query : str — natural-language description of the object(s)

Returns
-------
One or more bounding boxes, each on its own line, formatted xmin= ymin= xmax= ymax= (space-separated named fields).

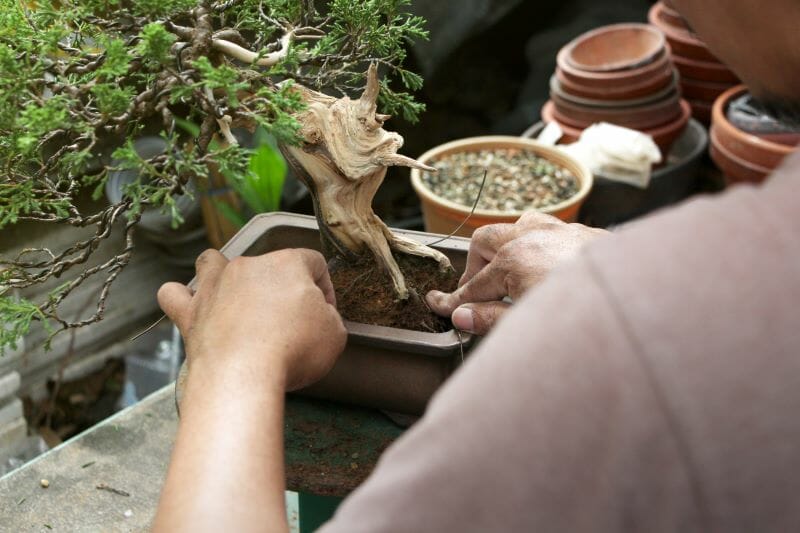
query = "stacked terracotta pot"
xmin=543 ymin=23 xmax=691 ymax=156
xmin=648 ymin=0 xmax=740 ymax=125
xmin=710 ymin=86 xmax=798 ymax=185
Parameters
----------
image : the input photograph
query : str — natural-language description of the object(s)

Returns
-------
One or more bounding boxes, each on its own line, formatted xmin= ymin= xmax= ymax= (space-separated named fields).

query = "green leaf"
xmin=213 ymin=198 xmax=247 ymax=229
xmin=244 ymin=143 xmax=287 ymax=213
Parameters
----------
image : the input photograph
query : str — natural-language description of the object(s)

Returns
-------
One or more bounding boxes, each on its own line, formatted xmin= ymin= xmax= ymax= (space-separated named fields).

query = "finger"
xmin=294 ymin=248 xmax=338 ymax=307
xmin=194 ymin=249 xmax=228 ymax=297
xmin=460 ymin=223 xmax=518 ymax=286
xmin=157 ymin=282 xmax=193 ymax=333
xmin=428 ymin=259 xmax=509 ymax=315
xmin=451 ymin=301 xmax=511 ymax=335
xmin=517 ymin=209 xmax=563 ymax=229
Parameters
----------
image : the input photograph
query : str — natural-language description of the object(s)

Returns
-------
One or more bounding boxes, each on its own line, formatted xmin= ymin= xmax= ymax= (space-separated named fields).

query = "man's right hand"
xmin=426 ymin=211 xmax=607 ymax=335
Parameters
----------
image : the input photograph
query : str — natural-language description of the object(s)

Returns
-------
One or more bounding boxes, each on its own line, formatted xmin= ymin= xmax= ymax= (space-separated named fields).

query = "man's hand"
xmin=153 ymin=248 xmax=346 ymax=533
xmin=426 ymin=211 xmax=607 ymax=335
xmin=157 ymin=248 xmax=347 ymax=391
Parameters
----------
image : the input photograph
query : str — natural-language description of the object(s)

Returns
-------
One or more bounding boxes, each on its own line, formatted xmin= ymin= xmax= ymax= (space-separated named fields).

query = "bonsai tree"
xmin=0 ymin=0 xmax=450 ymax=354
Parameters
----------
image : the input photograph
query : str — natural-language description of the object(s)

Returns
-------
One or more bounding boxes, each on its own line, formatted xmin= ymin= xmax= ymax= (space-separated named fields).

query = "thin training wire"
xmin=130 ymin=314 xmax=167 ymax=342
xmin=456 ymin=328 xmax=465 ymax=364
xmin=427 ymin=169 xmax=488 ymax=247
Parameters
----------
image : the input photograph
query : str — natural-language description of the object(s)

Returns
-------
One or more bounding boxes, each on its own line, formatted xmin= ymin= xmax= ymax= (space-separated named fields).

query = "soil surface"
xmin=23 ymin=359 xmax=125 ymax=447
xmin=330 ymin=253 xmax=459 ymax=333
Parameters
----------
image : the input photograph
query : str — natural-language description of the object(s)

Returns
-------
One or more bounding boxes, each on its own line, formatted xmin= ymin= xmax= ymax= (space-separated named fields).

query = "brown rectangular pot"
xmin=216 ymin=212 xmax=474 ymax=415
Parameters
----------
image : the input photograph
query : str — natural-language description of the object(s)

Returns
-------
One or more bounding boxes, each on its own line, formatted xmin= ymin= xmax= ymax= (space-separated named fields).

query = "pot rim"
xmin=550 ymin=72 xmax=679 ymax=108
xmin=556 ymin=66 xmax=675 ymax=100
xmin=557 ymin=43 xmax=671 ymax=86
xmin=410 ymin=136 xmax=593 ymax=218
xmin=648 ymin=3 xmax=717 ymax=60
xmin=563 ymin=22 xmax=666 ymax=73
xmin=712 ymin=85 xmax=796 ymax=158
xmin=709 ymin=126 xmax=773 ymax=174
xmin=208 ymin=212 xmax=475 ymax=354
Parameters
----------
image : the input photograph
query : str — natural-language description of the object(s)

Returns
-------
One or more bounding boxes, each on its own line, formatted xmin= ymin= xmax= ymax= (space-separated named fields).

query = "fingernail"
xmin=452 ymin=307 xmax=474 ymax=332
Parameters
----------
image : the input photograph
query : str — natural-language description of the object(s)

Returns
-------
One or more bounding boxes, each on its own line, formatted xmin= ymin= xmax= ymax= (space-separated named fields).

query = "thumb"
xmin=451 ymin=301 xmax=511 ymax=336
xmin=157 ymin=282 xmax=193 ymax=333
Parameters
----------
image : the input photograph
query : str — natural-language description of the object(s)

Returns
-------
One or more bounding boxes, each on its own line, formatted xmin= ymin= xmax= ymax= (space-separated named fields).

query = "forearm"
xmin=153 ymin=356 xmax=289 ymax=533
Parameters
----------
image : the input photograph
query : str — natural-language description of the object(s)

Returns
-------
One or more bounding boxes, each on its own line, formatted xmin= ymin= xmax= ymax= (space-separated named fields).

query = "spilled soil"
xmin=330 ymin=254 xmax=459 ymax=333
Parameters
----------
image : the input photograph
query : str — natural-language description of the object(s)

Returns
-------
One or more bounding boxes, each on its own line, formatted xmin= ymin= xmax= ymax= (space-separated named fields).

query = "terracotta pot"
xmin=409 ymin=136 xmax=593 ymax=235
xmin=710 ymin=128 xmax=771 ymax=184
xmin=550 ymin=72 xmax=679 ymax=109
xmin=648 ymin=3 xmax=718 ymax=62
xmin=556 ymin=66 xmax=675 ymax=101
xmin=671 ymin=53 xmax=739 ymax=84
xmin=176 ymin=212 xmax=476 ymax=416
xmin=551 ymin=90 xmax=683 ymax=130
xmin=557 ymin=46 xmax=672 ymax=90
xmin=712 ymin=85 xmax=797 ymax=169
xmin=680 ymin=76 xmax=735 ymax=101
xmin=542 ymin=99 xmax=691 ymax=155
xmin=687 ymin=98 xmax=713 ymax=125
xmin=563 ymin=23 xmax=666 ymax=72
xmin=658 ymin=3 xmax=690 ymax=30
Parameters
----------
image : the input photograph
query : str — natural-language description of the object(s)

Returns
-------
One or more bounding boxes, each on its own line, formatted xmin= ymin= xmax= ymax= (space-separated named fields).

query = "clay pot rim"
xmin=553 ymin=88 xmax=681 ymax=116
xmin=712 ymin=85 xmax=796 ymax=158
xmin=648 ymin=3 xmax=717 ymax=61
xmin=544 ymin=98 xmax=691 ymax=136
xmin=563 ymin=23 xmax=667 ymax=73
xmin=409 ymin=136 xmax=593 ymax=218
xmin=709 ymin=127 xmax=773 ymax=174
xmin=556 ymin=66 xmax=675 ymax=100
xmin=646 ymin=99 xmax=692 ymax=136
xmin=547 ymin=97 xmax=683 ymax=131
xmin=550 ymin=72 xmax=679 ymax=108
xmin=557 ymin=44 xmax=671 ymax=85
xmin=200 ymin=211 xmax=476 ymax=347
xmin=541 ymin=99 xmax=691 ymax=155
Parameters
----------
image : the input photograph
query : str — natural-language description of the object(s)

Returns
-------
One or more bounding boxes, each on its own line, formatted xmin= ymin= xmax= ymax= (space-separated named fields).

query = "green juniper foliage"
xmin=0 ymin=0 xmax=428 ymax=354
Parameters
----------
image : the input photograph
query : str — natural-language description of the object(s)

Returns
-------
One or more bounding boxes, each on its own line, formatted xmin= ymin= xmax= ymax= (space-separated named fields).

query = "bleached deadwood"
xmin=280 ymin=64 xmax=452 ymax=299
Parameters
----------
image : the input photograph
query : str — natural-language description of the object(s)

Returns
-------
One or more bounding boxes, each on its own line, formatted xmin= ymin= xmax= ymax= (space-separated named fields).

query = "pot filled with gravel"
xmin=410 ymin=136 xmax=593 ymax=236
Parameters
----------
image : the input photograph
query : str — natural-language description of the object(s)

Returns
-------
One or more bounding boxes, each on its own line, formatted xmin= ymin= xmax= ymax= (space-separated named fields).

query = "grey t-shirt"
xmin=319 ymin=152 xmax=800 ymax=532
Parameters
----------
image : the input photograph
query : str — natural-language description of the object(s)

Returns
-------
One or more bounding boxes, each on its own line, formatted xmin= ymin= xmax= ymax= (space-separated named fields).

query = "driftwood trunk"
xmin=281 ymin=64 xmax=451 ymax=299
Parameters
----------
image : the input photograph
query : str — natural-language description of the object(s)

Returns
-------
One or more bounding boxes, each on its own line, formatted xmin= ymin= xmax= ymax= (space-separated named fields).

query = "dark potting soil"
xmin=330 ymin=253 xmax=459 ymax=333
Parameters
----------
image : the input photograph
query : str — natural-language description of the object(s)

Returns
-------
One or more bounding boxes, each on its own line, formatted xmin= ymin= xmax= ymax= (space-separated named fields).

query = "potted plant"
xmin=0 ymin=0 xmax=480 ymax=414
xmin=409 ymin=136 xmax=593 ymax=236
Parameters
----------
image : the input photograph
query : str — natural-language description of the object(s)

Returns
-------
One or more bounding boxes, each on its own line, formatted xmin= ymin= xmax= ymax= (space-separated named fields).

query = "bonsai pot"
xmin=680 ymin=76 xmax=736 ymax=102
xmin=711 ymin=86 xmax=797 ymax=172
xmin=550 ymin=72 xmax=679 ymax=109
xmin=657 ymin=3 xmax=690 ymax=30
xmin=563 ymin=23 xmax=666 ymax=72
xmin=551 ymin=89 xmax=683 ymax=130
xmin=556 ymin=43 xmax=672 ymax=90
xmin=410 ymin=136 xmax=593 ymax=236
xmin=523 ymin=119 xmax=709 ymax=226
xmin=556 ymin=66 xmax=674 ymax=101
xmin=687 ymin=99 xmax=713 ymax=125
xmin=178 ymin=212 xmax=474 ymax=416
xmin=648 ymin=2 xmax=718 ymax=62
xmin=542 ymin=99 xmax=692 ymax=156
xmin=710 ymin=130 xmax=771 ymax=184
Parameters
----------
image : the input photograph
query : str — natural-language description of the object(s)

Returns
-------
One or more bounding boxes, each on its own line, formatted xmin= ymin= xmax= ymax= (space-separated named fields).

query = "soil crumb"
xmin=330 ymin=254 xmax=459 ymax=333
